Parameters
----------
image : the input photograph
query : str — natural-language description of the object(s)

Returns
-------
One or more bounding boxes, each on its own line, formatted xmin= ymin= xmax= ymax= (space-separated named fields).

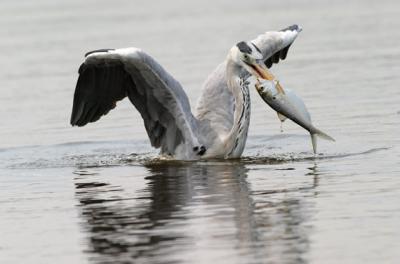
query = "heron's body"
xmin=70 ymin=25 xmax=302 ymax=160
xmin=197 ymin=60 xmax=252 ymax=159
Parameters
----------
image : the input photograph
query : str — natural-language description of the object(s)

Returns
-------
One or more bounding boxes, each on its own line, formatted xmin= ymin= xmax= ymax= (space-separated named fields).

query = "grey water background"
xmin=1 ymin=0 xmax=399 ymax=263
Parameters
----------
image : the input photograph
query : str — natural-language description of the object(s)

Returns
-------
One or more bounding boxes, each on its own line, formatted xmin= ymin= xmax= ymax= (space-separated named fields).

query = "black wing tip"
xmin=70 ymin=102 xmax=106 ymax=127
xmin=70 ymin=116 xmax=84 ymax=127
xmin=263 ymin=25 xmax=300 ymax=68
xmin=84 ymin=48 xmax=115 ymax=57
xmin=280 ymin=24 xmax=302 ymax=32
xmin=71 ymin=64 xmax=129 ymax=128
xmin=70 ymin=117 xmax=90 ymax=127
xmin=265 ymin=57 xmax=273 ymax=68
xmin=263 ymin=44 xmax=292 ymax=69
xmin=70 ymin=115 xmax=86 ymax=126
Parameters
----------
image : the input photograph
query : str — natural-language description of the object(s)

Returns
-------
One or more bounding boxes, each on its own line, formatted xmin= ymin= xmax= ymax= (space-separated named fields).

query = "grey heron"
xmin=70 ymin=25 xmax=301 ymax=160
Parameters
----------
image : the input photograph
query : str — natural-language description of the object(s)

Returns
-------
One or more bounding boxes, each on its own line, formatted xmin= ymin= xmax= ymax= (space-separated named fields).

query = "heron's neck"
xmin=226 ymin=60 xmax=245 ymax=117
xmin=224 ymin=58 xmax=251 ymax=157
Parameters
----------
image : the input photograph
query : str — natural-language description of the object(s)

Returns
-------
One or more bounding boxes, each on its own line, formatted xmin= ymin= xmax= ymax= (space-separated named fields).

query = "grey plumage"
xmin=70 ymin=25 xmax=302 ymax=159
xmin=71 ymin=48 xmax=198 ymax=156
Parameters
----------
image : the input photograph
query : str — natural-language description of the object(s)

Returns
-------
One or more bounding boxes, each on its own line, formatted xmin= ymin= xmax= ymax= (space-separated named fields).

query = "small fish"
xmin=255 ymin=79 xmax=335 ymax=154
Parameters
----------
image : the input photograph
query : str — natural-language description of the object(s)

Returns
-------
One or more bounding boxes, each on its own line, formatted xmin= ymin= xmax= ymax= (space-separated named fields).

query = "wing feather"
xmin=70 ymin=48 xmax=198 ymax=154
xmin=251 ymin=24 xmax=301 ymax=69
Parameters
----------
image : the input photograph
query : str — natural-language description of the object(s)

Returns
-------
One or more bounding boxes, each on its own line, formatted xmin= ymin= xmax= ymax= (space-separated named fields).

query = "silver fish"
xmin=255 ymin=79 xmax=335 ymax=154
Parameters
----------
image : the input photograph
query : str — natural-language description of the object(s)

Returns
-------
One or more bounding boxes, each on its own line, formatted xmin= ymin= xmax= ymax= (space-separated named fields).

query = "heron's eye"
xmin=244 ymin=54 xmax=249 ymax=60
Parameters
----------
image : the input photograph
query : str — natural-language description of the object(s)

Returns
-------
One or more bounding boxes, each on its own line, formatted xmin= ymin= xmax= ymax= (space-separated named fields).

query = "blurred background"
xmin=1 ymin=1 xmax=399 ymax=264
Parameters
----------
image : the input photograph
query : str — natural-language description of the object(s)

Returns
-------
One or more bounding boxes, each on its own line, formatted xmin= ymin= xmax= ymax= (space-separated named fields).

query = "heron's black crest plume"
xmin=236 ymin=41 xmax=252 ymax=54
xmin=280 ymin=24 xmax=300 ymax=32
xmin=85 ymin=48 xmax=115 ymax=57
xmin=251 ymin=43 xmax=261 ymax=53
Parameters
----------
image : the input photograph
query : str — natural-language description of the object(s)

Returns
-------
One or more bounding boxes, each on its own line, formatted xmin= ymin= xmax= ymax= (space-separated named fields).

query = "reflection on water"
xmin=75 ymin=162 xmax=319 ymax=263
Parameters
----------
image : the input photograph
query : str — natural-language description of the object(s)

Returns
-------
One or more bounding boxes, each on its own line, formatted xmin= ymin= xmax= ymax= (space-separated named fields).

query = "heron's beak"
xmin=248 ymin=62 xmax=286 ymax=94
xmin=248 ymin=62 xmax=274 ymax=80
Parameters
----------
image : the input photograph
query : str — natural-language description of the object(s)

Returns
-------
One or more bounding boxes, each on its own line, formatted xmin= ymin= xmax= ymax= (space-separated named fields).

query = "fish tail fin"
xmin=310 ymin=128 xmax=335 ymax=154
xmin=311 ymin=133 xmax=318 ymax=154
xmin=314 ymin=128 xmax=335 ymax=142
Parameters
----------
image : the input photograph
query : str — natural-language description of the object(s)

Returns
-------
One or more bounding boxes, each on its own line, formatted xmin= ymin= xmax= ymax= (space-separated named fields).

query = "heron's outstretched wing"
xmin=70 ymin=48 xmax=200 ymax=154
xmin=252 ymin=24 xmax=302 ymax=68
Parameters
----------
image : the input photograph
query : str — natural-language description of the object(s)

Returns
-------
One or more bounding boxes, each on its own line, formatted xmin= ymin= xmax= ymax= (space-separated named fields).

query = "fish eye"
xmin=272 ymin=96 xmax=276 ymax=100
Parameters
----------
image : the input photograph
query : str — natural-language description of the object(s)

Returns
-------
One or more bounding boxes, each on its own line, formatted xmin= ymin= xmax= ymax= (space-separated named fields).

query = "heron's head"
xmin=230 ymin=41 xmax=267 ymax=78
